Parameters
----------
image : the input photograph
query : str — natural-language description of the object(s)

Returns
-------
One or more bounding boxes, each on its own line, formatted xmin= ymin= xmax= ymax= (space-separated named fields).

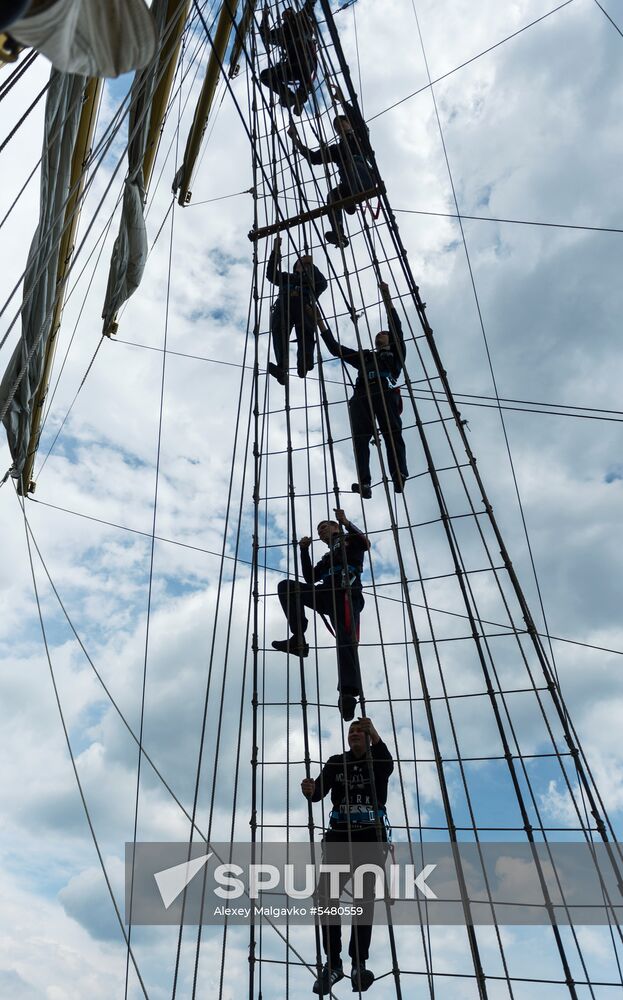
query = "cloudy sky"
xmin=0 ymin=0 xmax=622 ymax=996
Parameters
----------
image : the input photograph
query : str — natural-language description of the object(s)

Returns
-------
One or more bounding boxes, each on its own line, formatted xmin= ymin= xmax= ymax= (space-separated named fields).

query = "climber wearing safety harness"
xmin=272 ymin=508 xmax=369 ymax=721
xmin=301 ymin=717 xmax=394 ymax=995
xmin=266 ymin=235 xmax=327 ymax=382
xmin=259 ymin=0 xmax=318 ymax=116
xmin=316 ymin=281 xmax=408 ymax=497
xmin=288 ymin=83 xmax=374 ymax=248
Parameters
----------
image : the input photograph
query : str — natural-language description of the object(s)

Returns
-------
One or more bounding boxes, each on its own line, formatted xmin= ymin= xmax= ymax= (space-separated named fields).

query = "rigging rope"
xmin=32 ymin=6 xmax=216 ymax=482
xmin=368 ymin=0 xmax=578 ymax=122
xmin=18 ymin=489 xmax=150 ymax=999
xmin=6 ymin=0 xmax=623 ymax=996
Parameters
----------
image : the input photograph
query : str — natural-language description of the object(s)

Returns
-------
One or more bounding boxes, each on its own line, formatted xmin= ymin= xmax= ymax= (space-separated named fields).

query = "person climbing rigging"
xmin=3 ymin=0 xmax=156 ymax=78
xmin=266 ymin=235 xmax=327 ymax=382
xmin=315 ymin=281 xmax=408 ymax=496
xmin=272 ymin=509 xmax=370 ymax=721
xmin=259 ymin=0 xmax=317 ymax=116
xmin=301 ymin=716 xmax=394 ymax=995
xmin=287 ymin=83 xmax=374 ymax=248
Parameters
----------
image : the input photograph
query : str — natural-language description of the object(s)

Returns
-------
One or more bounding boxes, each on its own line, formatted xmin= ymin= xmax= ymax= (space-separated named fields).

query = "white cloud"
xmin=1 ymin=0 xmax=622 ymax=995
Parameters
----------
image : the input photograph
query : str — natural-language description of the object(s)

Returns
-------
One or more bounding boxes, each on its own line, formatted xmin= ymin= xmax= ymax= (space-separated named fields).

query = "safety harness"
xmin=329 ymin=804 xmax=392 ymax=841
xmin=317 ymin=541 xmax=362 ymax=640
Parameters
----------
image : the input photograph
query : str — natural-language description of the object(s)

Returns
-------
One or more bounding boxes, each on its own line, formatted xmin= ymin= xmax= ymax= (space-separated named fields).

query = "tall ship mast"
xmin=0 ymin=2 xmax=621 ymax=997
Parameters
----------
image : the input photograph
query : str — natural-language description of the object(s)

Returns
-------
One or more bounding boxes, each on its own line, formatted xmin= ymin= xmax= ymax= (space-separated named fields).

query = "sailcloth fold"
xmin=101 ymin=0 xmax=172 ymax=336
xmin=0 ymin=69 xmax=86 ymax=482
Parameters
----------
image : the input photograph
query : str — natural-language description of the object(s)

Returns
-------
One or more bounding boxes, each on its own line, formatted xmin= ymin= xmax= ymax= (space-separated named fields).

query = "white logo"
xmin=154 ymin=853 xmax=213 ymax=909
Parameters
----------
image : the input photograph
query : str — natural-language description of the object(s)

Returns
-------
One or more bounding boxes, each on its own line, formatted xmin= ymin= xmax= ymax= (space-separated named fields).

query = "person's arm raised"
xmin=334 ymin=508 xmax=370 ymax=550
xmin=288 ymin=122 xmax=325 ymax=165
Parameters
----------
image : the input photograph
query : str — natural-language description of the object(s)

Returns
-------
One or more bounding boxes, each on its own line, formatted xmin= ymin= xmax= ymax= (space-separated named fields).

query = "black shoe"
xmin=272 ymin=636 xmax=309 ymax=657
xmin=351 ymin=481 xmax=372 ymax=500
xmin=325 ymin=229 xmax=349 ymax=249
xmin=268 ymin=362 xmax=286 ymax=385
xmin=393 ymin=473 xmax=407 ymax=494
xmin=338 ymin=693 xmax=357 ymax=722
xmin=313 ymin=961 xmax=344 ymax=995
xmin=351 ymin=962 xmax=374 ymax=992
xmin=297 ymin=358 xmax=314 ymax=378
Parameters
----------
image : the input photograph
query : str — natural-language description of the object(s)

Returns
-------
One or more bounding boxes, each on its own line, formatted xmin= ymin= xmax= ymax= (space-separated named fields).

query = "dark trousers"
xmin=271 ymin=304 xmax=315 ymax=375
xmin=319 ymin=828 xmax=388 ymax=967
xmin=259 ymin=59 xmax=315 ymax=108
xmin=348 ymin=388 xmax=408 ymax=486
xmin=327 ymin=162 xmax=374 ymax=237
xmin=277 ymin=579 xmax=363 ymax=694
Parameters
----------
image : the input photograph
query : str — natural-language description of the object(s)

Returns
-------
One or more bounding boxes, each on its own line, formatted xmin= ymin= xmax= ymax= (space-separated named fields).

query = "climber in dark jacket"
xmin=317 ymin=281 xmax=408 ymax=496
xmin=272 ymin=509 xmax=370 ymax=721
xmin=288 ymin=84 xmax=374 ymax=248
xmin=266 ymin=235 xmax=327 ymax=382
xmin=301 ymin=717 xmax=394 ymax=994
xmin=259 ymin=0 xmax=317 ymax=115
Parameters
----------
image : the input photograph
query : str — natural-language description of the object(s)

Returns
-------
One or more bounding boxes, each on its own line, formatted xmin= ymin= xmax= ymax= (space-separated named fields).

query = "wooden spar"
xmin=21 ymin=78 xmax=103 ymax=495
xmin=228 ymin=0 xmax=257 ymax=79
xmin=176 ymin=0 xmax=241 ymax=206
xmin=142 ymin=0 xmax=192 ymax=189
xmin=247 ymin=184 xmax=386 ymax=241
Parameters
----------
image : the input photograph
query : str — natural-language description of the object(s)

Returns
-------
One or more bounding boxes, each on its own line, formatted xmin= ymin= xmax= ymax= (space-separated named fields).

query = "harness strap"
xmin=343 ymin=590 xmax=360 ymax=641
xmin=320 ymin=563 xmax=360 ymax=582
xmin=362 ymin=196 xmax=382 ymax=220
xmin=330 ymin=806 xmax=387 ymax=822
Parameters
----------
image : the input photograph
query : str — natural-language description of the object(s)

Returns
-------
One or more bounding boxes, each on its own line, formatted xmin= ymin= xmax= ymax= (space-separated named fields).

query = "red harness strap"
xmin=343 ymin=591 xmax=361 ymax=641
xmin=362 ymin=196 xmax=382 ymax=221
xmin=319 ymin=592 xmax=360 ymax=641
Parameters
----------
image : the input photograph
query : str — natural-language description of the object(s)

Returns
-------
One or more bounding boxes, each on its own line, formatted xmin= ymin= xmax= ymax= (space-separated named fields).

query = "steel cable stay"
xmin=169 ymin=26 xmax=325 ymax=991
xmin=253 ymin=13 xmax=400 ymax=997
xmin=294 ymin=52 xmax=450 ymax=991
xmin=0 ymin=73 xmax=51 ymax=156
xmin=123 ymin=136 xmax=178 ymax=1000
xmin=401 ymin=0 xmax=623 ymax=900
xmin=252 ymin=6 xmax=486 ymax=997
xmin=18 ymin=490 xmax=337 ymax=997
xmin=367 ymin=0 xmax=579 ymax=123
xmin=16 ymin=489 xmax=151 ymax=999
xmin=237 ymin=0 xmax=623 ymax=995
xmin=109 ymin=337 xmax=623 ymax=422
xmin=593 ymin=0 xmax=623 ymax=38
xmin=320 ymin=0 xmax=623 ymax=871
xmin=5 ymin=0 xmax=622 ymax=997
xmin=334 ymin=90 xmax=623 ymax=1000
xmin=183 ymin=56 xmax=297 ymax=999
xmin=19 ymin=490 xmax=623 ymax=661
xmin=0 ymin=49 xmax=38 ymax=103
xmin=253 ymin=31 xmax=326 ymax=993
xmin=19 ymin=497 xmax=623 ymax=672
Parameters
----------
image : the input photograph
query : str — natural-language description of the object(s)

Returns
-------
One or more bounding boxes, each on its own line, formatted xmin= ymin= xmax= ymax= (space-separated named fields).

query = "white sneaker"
xmin=11 ymin=0 xmax=156 ymax=78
